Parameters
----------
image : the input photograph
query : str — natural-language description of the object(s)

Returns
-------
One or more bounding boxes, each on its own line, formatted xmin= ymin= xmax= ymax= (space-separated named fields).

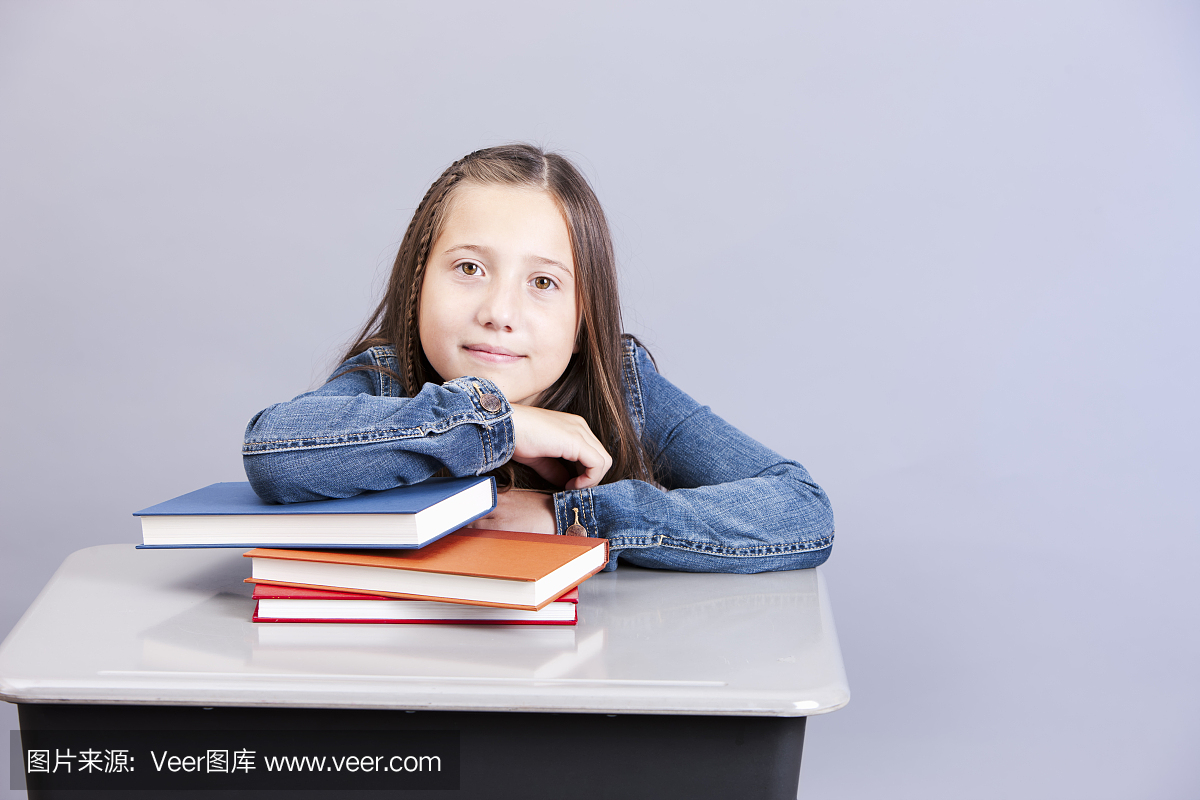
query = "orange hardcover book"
xmin=244 ymin=529 xmax=607 ymax=611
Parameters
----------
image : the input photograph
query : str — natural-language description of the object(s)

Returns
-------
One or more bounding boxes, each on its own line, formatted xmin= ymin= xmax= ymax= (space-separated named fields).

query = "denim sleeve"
xmin=242 ymin=348 xmax=514 ymax=503
xmin=552 ymin=343 xmax=834 ymax=573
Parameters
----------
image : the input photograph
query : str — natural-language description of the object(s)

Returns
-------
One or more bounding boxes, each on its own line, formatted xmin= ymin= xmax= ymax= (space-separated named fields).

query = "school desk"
xmin=1 ymin=544 xmax=849 ymax=799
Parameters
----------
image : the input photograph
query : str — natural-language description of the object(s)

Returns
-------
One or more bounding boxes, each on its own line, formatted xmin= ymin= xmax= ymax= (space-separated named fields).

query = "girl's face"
xmin=419 ymin=183 xmax=579 ymax=407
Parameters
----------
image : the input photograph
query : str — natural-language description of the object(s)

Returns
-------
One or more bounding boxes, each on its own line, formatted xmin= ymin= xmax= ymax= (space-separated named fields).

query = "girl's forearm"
xmin=554 ymin=464 xmax=834 ymax=573
xmin=242 ymin=372 xmax=515 ymax=503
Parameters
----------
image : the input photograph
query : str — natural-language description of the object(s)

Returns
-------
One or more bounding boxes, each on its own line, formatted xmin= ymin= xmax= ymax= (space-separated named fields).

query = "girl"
xmin=243 ymin=144 xmax=833 ymax=573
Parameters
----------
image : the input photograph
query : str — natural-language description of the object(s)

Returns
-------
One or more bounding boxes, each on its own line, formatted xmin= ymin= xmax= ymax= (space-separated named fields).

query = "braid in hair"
xmin=396 ymin=156 xmax=470 ymax=394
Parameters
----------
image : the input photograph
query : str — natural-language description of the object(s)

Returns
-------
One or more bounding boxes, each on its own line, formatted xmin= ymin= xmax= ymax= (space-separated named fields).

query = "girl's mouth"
xmin=463 ymin=345 xmax=524 ymax=364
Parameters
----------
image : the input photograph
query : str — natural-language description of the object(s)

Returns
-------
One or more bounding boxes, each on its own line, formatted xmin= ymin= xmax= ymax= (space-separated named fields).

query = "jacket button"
xmin=565 ymin=507 xmax=588 ymax=537
xmin=479 ymin=393 xmax=502 ymax=413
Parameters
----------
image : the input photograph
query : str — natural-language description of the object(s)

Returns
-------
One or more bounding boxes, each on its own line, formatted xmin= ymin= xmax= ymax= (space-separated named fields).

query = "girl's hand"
xmin=468 ymin=489 xmax=557 ymax=535
xmin=510 ymin=405 xmax=612 ymax=490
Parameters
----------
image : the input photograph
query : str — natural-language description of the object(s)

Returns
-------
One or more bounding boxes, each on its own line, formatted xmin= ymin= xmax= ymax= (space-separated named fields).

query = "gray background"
xmin=2 ymin=1 xmax=1197 ymax=797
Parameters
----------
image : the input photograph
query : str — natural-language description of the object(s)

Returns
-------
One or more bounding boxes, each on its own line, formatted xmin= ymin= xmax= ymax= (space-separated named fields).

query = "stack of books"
xmin=133 ymin=478 xmax=606 ymax=626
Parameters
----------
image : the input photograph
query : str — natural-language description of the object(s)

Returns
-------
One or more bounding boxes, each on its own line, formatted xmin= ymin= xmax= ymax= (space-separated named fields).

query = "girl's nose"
xmin=476 ymin=277 xmax=520 ymax=331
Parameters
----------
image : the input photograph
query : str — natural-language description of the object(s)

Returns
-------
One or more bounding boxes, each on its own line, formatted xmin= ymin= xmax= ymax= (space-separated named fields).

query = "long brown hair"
xmin=342 ymin=144 xmax=652 ymax=489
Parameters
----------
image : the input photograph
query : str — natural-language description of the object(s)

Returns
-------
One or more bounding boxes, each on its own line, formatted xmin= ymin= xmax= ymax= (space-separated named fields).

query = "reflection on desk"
xmin=141 ymin=596 xmax=605 ymax=680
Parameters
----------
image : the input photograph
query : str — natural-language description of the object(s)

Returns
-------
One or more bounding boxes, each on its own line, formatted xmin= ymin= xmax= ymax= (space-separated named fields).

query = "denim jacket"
xmin=242 ymin=338 xmax=834 ymax=572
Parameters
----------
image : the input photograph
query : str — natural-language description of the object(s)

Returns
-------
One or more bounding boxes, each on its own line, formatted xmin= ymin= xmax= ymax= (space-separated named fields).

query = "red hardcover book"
xmin=252 ymin=585 xmax=578 ymax=625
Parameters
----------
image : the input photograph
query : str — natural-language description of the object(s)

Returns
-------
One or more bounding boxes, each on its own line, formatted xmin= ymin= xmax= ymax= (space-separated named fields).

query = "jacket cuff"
xmin=553 ymin=487 xmax=594 ymax=536
xmin=444 ymin=376 xmax=514 ymax=473
xmin=554 ymin=487 xmax=621 ymax=571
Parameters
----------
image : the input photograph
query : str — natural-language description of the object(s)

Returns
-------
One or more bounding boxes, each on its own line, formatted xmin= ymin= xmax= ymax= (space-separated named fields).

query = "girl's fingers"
xmin=510 ymin=405 xmax=613 ymax=488
xmin=565 ymin=471 xmax=598 ymax=491
xmin=567 ymin=441 xmax=612 ymax=489
xmin=559 ymin=428 xmax=611 ymax=488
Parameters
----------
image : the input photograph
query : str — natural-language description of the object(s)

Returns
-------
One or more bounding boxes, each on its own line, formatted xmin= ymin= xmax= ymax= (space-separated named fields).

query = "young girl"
xmin=243 ymin=144 xmax=833 ymax=573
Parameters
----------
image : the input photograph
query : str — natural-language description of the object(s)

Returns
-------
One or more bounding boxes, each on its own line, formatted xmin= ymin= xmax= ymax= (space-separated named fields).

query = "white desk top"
xmin=0 ymin=545 xmax=849 ymax=717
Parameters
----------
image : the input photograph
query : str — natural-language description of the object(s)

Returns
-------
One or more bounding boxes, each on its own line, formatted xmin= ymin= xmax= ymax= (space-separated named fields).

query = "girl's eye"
xmin=458 ymin=262 xmax=481 ymax=276
xmin=532 ymin=276 xmax=555 ymax=290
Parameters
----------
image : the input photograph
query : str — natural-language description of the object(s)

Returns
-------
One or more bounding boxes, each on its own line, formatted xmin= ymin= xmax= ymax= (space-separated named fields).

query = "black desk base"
xmin=16 ymin=703 xmax=806 ymax=799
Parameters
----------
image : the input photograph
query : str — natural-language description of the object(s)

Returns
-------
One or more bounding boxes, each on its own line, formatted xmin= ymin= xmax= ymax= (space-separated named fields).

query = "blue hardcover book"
xmin=133 ymin=477 xmax=496 ymax=549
